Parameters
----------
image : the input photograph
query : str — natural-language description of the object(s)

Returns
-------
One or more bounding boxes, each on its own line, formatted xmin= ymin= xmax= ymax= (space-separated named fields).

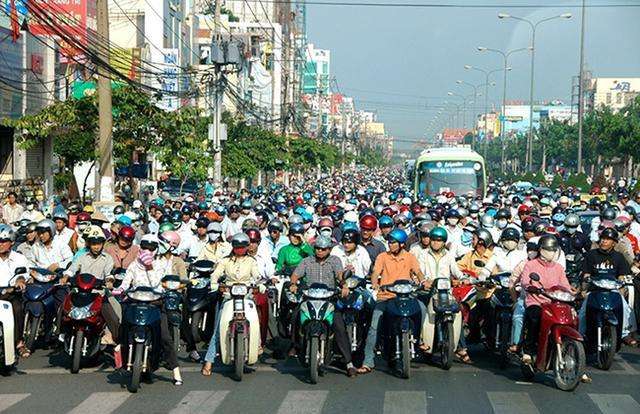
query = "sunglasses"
xmin=315 ymin=247 xmax=330 ymax=251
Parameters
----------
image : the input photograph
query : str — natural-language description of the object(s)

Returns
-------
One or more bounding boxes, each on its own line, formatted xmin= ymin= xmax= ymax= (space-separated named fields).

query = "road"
xmin=2 ymin=344 xmax=640 ymax=413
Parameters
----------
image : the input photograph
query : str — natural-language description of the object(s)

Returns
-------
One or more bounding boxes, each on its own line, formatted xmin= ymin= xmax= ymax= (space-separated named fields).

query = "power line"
xmin=227 ymin=1 xmax=640 ymax=9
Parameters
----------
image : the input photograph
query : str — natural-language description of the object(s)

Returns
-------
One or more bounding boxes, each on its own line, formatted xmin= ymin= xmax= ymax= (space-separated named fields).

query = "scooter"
xmin=162 ymin=275 xmax=185 ymax=354
xmin=488 ymin=273 xmax=515 ymax=369
xmin=298 ymin=282 xmax=336 ymax=384
xmin=122 ymin=287 xmax=163 ymax=393
xmin=564 ymin=252 xmax=584 ymax=290
xmin=421 ymin=277 xmax=461 ymax=370
xmin=60 ymin=274 xmax=106 ymax=373
xmin=218 ymin=283 xmax=261 ymax=381
xmin=336 ymin=274 xmax=374 ymax=365
xmin=0 ymin=268 xmax=25 ymax=374
xmin=185 ymin=260 xmax=215 ymax=345
xmin=521 ymin=273 xmax=585 ymax=391
xmin=277 ymin=275 xmax=302 ymax=339
xmin=22 ymin=268 xmax=61 ymax=353
xmin=584 ymin=278 xmax=623 ymax=370
xmin=380 ymin=280 xmax=422 ymax=379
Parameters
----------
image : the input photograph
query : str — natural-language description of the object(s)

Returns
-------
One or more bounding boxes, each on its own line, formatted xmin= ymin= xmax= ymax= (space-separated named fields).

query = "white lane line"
xmin=383 ymin=391 xmax=427 ymax=414
xmin=67 ymin=392 xmax=130 ymax=414
xmin=589 ymin=393 xmax=640 ymax=414
xmin=0 ymin=394 xmax=30 ymax=412
xmin=276 ymin=391 xmax=328 ymax=414
xmin=487 ymin=392 xmax=539 ymax=414
xmin=169 ymin=391 xmax=230 ymax=414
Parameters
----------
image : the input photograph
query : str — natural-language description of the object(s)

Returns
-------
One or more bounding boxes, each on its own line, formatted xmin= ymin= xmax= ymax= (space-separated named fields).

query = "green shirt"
xmin=275 ymin=243 xmax=314 ymax=275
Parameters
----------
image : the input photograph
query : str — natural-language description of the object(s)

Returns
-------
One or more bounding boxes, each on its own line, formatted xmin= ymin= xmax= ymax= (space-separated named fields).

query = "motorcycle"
xmin=521 ymin=273 xmax=585 ymax=391
xmin=22 ymin=268 xmax=61 ymax=353
xmin=60 ymin=274 xmax=106 ymax=373
xmin=584 ymin=278 xmax=623 ymax=370
xmin=277 ymin=275 xmax=302 ymax=339
xmin=621 ymin=274 xmax=638 ymax=326
xmin=421 ymin=277 xmax=461 ymax=370
xmin=122 ymin=286 xmax=163 ymax=393
xmin=564 ymin=252 xmax=584 ymax=290
xmin=297 ymin=282 xmax=336 ymax=384
xmin=218 ymin=283 xmax=261 ymax=381
xmin=336 ymin=274 xmax=374 ymax=365
xmin=0 ymin=268 xmax=25 ymax=374
xmin=489 ymin=273 xmax=515 ymax=369
xmin=162 ymin=275 xmax=185 ymax=354
xmin=380 ymin=280 xmax=422 ymax=379
xmin=185 ymin=260 xmax=216 ymax=345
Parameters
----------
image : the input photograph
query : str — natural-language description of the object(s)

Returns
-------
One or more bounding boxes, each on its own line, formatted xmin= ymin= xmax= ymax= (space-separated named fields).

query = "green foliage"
xmin=551 ymin=174 xmax=563 ymax=189
xmin=356 ymin=146 xmax=387 ymax=168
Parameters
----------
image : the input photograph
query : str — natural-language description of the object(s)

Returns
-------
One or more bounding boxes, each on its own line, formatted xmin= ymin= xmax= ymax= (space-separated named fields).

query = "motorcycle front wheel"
xmin=400 ymin=331 xmax=411 ymax=379
xmin=71 ymin=330 xmax=83 ymax=374
xmin=234 ymin=331 xmax=245 ymax=381
xmin=128 ymin=342 xmax=145 ymax=393
xmin=554 ymin=338 xmax=585 ymax=392
xmin=24 ymin=313 xmax=41 ymax=352
xmin=498 ymin=319 xmax=511 ymax=370
xmin=596 ymin=325 xmax=616 ymax=370
xmin=309 ymin=336 xmax=320 ymax=384
xmin=190 ymin=311 xmax=204 ymax=344
xmin=440 ymin=322 xmax=454 ymax=370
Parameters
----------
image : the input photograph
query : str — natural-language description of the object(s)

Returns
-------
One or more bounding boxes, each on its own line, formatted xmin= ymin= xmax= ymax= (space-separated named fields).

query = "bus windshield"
xmin=417 ymin=160 xmax=484 ymax=196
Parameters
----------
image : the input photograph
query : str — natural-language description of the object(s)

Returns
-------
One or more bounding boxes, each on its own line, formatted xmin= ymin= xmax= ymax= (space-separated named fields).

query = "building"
xmin=588 ymin=78 xmax=640 ymax=113
xmin=501 ymin=102 xmax=573 ymax=135
xmin=441 ymin=128 xmax=472 ymax=145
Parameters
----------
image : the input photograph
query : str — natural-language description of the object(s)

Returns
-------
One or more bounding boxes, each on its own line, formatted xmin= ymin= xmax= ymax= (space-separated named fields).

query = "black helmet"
xmin=475 ymin=228 xmax=494 ymax=247
xmin=589 ymin=197 xmax=601 ymax=210
xmin=341 ymin=229 xmax=361 ymax=244
xmin=495 ymin=208 xmax=511 ymax=220
xmin=538 ymin=234 xmax=559 ymax=251
xmin=181 ymin=205 xmax=193 ymax=216
xmin=170 ymin=210 xmax=182 ymax=224
xmin=231 ymin=233 xmax=250 ymax=248
xmin=444 ymin=209 xmax=461 ymax=219
xmin=195 ymin=217 xmax=210 ymax=228
xmin=600 ymin=227 xmax=619 ymax=242
xmin=601 ymin=207 xmax=617 ymax=221
xmin=534 ymin=221 xmax=548 ymax=236
xmin=113 ymin=205 xmax=125 ymax=215
xmin=500 ymin=227 xmax=520 ymax=242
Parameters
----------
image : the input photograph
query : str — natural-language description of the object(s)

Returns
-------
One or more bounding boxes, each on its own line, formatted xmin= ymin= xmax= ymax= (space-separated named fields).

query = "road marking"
xmin=588 ymin=394 xmax=640 ymax=414
xmin=487 ymin=392 xmax=539 ymax=414
xmin=276 ymin=391 xmax=328 ymax=414
xmin=0 ymin=394 xmax=30 ymax=412
xmin=383 ymin=391 xmax=427 ymax=414
xmin=68 ymin=392 xmax=130 ymax=414
xmin=169 ymin=391 xmax=230 ymax=414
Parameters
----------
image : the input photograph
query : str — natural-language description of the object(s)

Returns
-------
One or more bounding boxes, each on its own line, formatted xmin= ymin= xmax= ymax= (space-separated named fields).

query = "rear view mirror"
xmin=474 ymin=260 xmax=486 ymax=268
xmin=530 ymin=272 xmax=541 ymax=282
xmin=14 ymin=267 xmax=26 ymax=275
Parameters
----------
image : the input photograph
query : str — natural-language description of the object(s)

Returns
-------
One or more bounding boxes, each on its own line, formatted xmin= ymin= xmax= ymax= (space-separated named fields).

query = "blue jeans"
xmin=511 ymin=297 xmax=525 ymax=345
xmin=204 ymin=302 xmax=223 ymax=363
xmin=362 ymin=299 xmax=426 ymax=368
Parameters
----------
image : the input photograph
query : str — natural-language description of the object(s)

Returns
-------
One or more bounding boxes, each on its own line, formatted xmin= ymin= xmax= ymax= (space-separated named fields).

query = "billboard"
xmin=150 ymin=48 xmax=179 ymax=111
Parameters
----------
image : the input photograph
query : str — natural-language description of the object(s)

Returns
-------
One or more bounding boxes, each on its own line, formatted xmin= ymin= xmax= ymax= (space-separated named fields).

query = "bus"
xmin=413 ymin=146 xmax=487 ymax=197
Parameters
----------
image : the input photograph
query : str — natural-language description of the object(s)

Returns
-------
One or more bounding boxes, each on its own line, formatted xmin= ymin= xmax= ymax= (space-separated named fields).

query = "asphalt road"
xmin=2 ymin=344 xmax=640 ymax=413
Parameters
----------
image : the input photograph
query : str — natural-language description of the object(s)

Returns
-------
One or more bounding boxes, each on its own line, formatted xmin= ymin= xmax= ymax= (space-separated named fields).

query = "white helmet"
xmin=0 ymin=224 xmax=15 ymax=242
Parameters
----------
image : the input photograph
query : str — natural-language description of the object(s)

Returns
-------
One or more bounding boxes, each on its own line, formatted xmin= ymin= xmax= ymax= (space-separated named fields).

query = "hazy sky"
xmin=306 ymin=0 xmax=640 ymax=153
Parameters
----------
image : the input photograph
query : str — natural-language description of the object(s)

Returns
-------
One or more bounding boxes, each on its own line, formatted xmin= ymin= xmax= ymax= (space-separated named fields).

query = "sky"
xmin=306 ymin=0 xmax=640 ymax=154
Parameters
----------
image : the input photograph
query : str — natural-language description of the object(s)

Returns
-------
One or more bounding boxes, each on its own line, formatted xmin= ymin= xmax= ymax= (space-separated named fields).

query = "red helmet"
xmin=359 ymin=214 xmax=378 ymax=231
xmin=382 ymin=207 xmax=394 ymax=217
xmin=245 ymin=228 xmax=262 ymax=243
xmin=118 ymin=226 xmax=136 ymax=242
xmin=317 ymin=217 xmax=334 ymax=229
xmin=77 ymin=212 xmax=92 ymax=223
xmin=517 ymin=205 xmax=531 ymax=215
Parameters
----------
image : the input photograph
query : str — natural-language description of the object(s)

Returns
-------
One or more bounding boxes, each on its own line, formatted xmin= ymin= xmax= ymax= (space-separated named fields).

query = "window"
xmin=606 ymin=93 xmax=611 ymax=104
xmin=616 ymin=93 xmax=622 ymax=104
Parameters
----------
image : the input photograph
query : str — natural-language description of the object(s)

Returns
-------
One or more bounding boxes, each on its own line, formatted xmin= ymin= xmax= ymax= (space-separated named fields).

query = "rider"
xmin=52 ymin=207 xmax=75 ymax=249
xmin=358 ymin=228 xmax=429 ymax=374
xmin=16 ymin=221 xmax=38 ymax=264
xmin=105 ymin=226 xmax=140 ymax=271
xmin=156 ymin=231 xmax=187 ymax=279
xmin=257 ymin=219 xmax=289 ymax=263
xmin=196 ymin=222 xmax=231 ymax=264
xmin=275 ymin=222 xmax=313 ymax=276
xmin=359 ymin=214 xmax=386 ymax=273
xmin=184 ymin=217 xmax=210 ymax=260
xmin=330 ymin=229 xmax=371 ymax=279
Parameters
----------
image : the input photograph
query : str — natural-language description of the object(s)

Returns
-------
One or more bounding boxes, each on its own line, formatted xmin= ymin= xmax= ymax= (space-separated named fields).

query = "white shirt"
xmin=409 ymin=244 xmax=462 ymax=280
xmin=253 ymin=253 xmax=275 ymax=280
xmin=120 ymin=259 xmax=164 ymax=292
xmin=54 ymin=227 xmax=75 ymax=248
xmin=221 ymin=216 xmax=244 ymax=240
xmin=186 ymin=235 xmax=208 ymax=259
xmin=32 ymin=241 xmax=73 ymax=269
xmin=483 ymin=246 xmax=528 ymax=276
xmin=330 ymin=245 xmax=371 ymax=278
xmin=0 ymin=251 xmax=30 ymax=286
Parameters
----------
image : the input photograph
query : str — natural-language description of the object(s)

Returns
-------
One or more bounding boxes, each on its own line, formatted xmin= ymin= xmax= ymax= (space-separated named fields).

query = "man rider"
xmin=16 ymin=222 xmax=38 ymax=264
xmin=196 ymin=222 xmax=231 ymax=264
xmin=330 ymin=229 xmax=371 ymax=279
xmin=359 ymin=215 xmax=386 ymax=273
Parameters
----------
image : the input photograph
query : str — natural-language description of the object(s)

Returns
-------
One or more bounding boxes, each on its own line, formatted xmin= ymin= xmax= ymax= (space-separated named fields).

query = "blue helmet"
xmin=289 ymin=222 xmax=305 ymax=235
xmin=379 ymin=215 xmax=394 ymax=228
xmin=387 ymin=228 xmax=408 ymax=244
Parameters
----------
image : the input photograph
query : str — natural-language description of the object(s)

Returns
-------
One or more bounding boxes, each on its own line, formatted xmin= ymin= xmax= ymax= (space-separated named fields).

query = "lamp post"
xmin=498 ymin=12 xmax=572 ymax=171
xmin=478 ymin=46 xmax=531 ymax=173
xmin=447 ymin=91 xmax=468 ymax=128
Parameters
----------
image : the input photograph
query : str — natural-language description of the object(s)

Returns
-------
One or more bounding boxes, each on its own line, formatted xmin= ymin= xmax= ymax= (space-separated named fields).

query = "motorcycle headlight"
xmin=191 ymin=278 xmax=210 ymax=289
xmin=565 ymin=254 xmax=576 ymax=262
xmin=305 ymin=288 xmax=334 ymax=299
xmin=33 ymin=273 xmax=56 ymax=283
xmin=388 ymin=283 xmax=415 ymax=294
xmin=69 ymin=304 xmax=95 ymax=320
xmin=592 ymin=279 xmax=620 ymax=290
xmin=286 ymin=291 xmax=300 ymax=303
xmin=344 ymin=277 xmax=361 ymax=289
xmin=165 ymin=281 xmax=182 ymax=290
xmin=435 ymin=279 xmax=451 ymax=291
xmin=547 ymin=290 xmax=575 ymax=302
xmin=127 ymin=289 xmax=162 ymax=302
xmin=231 ymin=284 xmax=248 ymax=296
xmin=499 ymin=276 xmax=511 ymax=288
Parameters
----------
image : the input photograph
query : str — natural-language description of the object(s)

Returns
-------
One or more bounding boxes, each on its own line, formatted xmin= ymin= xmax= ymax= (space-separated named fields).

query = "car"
xmin=159 ymin=178 xmax=201 ymax=197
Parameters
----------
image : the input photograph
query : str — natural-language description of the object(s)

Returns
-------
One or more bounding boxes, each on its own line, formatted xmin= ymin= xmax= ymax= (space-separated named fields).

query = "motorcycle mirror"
xmin=14 ymin=267 xmax=26 ymax=275
xmin=474 ymin=260 xmax=486 ymax=268
xmin=343 ymin=269 xmax=353 ymax=279
xmin=530 ymin=272 xmax=541 ymax=282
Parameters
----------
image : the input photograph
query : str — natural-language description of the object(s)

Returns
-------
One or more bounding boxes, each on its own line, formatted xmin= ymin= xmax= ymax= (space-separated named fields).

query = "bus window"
xmin=417 ymin=160 xmax=484 ymax=196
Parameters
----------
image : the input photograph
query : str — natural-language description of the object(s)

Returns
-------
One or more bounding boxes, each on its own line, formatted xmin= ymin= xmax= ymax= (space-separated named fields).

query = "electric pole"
xmin=95 ymin=0 xmax=114 ymax=201
xmin=577 ymin=0 xmax=586 ymax=174
xmin=212 ymin=0 xmax=223 ymax=190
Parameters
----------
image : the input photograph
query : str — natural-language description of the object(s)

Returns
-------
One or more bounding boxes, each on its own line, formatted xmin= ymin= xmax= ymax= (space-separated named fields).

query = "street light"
xmin=498 ymin=11 xmax=572 ymax=171
xmin=478 ymin=45 xmax=531 ymax=173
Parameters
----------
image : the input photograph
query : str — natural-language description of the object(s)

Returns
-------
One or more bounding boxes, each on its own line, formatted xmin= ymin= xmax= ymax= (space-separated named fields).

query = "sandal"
xmin=18 ymin=346 xmax=31 ymax=359
xmin=418 ymin=343 xmax=431 ymax=352
xmin=455 ymin=350 xmax=472 ymax=364
xmin=357 ymin=365 xmax=373 ymax=374
xmin=622 ymin=336 xmax=638 ymax=347
xmin=201 ymin=364 xmax=213 ymax=377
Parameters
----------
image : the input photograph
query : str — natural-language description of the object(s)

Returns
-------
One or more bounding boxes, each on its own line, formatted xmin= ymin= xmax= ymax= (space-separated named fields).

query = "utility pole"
xmin=95 ymin=0 xmax=114 ymax=201
xmin=211 ymin=0 xmax=223 ymax=190
xmin=576 ymin=0 xmax=586 ymax=174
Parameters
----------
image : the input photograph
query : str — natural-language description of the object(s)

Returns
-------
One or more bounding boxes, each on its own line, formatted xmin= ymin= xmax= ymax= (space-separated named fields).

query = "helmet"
xmin=517 ymin=205 xmax=532 ymax=215
xmin=538 ymin=234 xmax=559 ymax=251
xmin=481 ymin=214 xmax=495 ymax=229
xmin=288 ymin=214 xmax=304 ymax=226
xmin=379 ymin=216 xmax=393 ymax=228
xmin=341 ymin=229 xmax=361 ymax=244
xmin=469 ymin=203 xmax=481 ymax=214
xmin=195 ymin=217 xmax=210 ymax=228
xmin=359 ymin=214 xmax=378 ymax=231
xmin=601 ymin=207 xmax=617 ymax=221
xmin=564 ymin=213 xmax=580 ymax=228
xmin=245 ymin=228 xmax=262 ymax=243
xmin=445 ymin=209 xmax=461 ymax=220
xmin=52 ymin=207 xmax=69 ymax=222
xmin=241 ymin=200 xmax=253 ymax=210
xmin=521 ymin=216 xmax=537 ymax=233
xmin=206 ymin=222 xmax=223 ymax=242
xmin=387 ymin=228 xmax=408 ymax=244
xmin=170 ymin=210 xmax=182 ymax=225
xmin=36 ymin=219 xmax=56 ymax=236
xmin=159 ymin=230 xmax=181 ymax=248
xmin=181 ymin=205 xmax=193 ymax=216
xmin=475 ymin=228 xmax=494 ymax=247
xmin=113 ymin=205 xmax=125 ymax=216
xmin=495 ymin=208 xmax=511 ymax=220
xmin=500 ymin=227 xmax=521 ymax=242
xmin=534 ymin=221 xmax=548 ymax=236
xmin=317 ymin=217 xmax=334 ymax=229
xmin=267 ymin=219 xmax=284 ymax=233
xmin=118 ymin=226 xmax=136 ymax=242
xmin=76 ymin=212 xmax=91 ymax=223
xmin=428 ymin=227 xmax=448 ymax=242
xmin=26 ymin=222 xmax=37 ymax=233
xmin=241 ymin=219 xmax=258 ymax=231
xmin=552 ymin=213 xmax=566 ymax=226
xmin=0 ymin=224 xmax=15 ymax=242
xmin=589 ymin=197 xmax=601 ymax=209
xmin=289 ymin=222 xmax=305 ymax=235
xmin=231 ymin=233 xmax=250 ymax=248
xmin=158 ymin=222 xmax=175 ymax=234
xmin=85 ymin=225 xmax=106 ymax=243
xmin=314 ymin=235 xmax=333 ymax=249
xmin=600 ymin=227 xmax=619 ymax=242
xmin=140 ymin=234 xmax=159 ymax=251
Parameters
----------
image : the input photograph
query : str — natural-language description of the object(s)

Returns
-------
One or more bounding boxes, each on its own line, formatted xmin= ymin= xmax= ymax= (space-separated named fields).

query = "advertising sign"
xmin=150 ymin=48 xmax=179 ymax=111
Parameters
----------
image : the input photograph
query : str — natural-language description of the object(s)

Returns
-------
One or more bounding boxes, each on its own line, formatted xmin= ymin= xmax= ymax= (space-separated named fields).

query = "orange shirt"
xmin=372 ymin=250 xmax=421 ymax=301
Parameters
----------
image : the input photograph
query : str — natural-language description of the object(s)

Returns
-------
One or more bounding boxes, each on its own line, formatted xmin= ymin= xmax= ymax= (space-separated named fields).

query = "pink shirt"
xmin=520 ymin=258 xmax=571 ymax=308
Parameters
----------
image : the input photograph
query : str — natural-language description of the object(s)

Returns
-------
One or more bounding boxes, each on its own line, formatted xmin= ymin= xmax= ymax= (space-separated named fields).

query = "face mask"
xmin=208 ymin=232 xmax=221 ymax=242
xmin=447 ymin=218 xmax=459 ymax=227
xmin=502 ymin=240 xmax=518 ymax=251
xmin=461 ymin=231 xmax=473 ymax=246
xmin=496 ymin=219 xmax=508 ymax=229
xmin=527 ymin=251 xmax=538 ymax=260
xmin=27 ymin=204 xmax=34 ymax=211
xmin=138 ymin=249 xmax=154 ymax=267
xmin=233 ymin=246 xmax=248 ymax=256
xmin=320 ymin=228 xmax=332 ymax=238
xmin=158 ymin=241 xmax=170 ymax=255
xmin=539 ymin=249 xmax=556 ymax=262
xmin=566 ymin=226 xmax=577 ymax=234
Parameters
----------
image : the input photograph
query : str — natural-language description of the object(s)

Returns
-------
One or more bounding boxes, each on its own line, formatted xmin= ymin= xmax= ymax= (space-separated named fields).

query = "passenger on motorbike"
xmin=183 ymin=217 xmax=210 ymax=260
xmin=196 ymin=222 xmax=231 ymax=264
xmin=275 ymin=223 xmax=313 ymax=276
xmin=358 ymin=228 xmax=429 ymax=374
xmin=202 ymin=233 xmax=262 ymax=376
xmin=331 ymin=229 xmax=371 ymax=279
xmin=257 ymin=219 xmax=289 ymax=263
xmin=246 ymin=228 xmax=273 ymax=347
xmin=105 ymin=226 xmax=139 ymax=271
xmin=16 ymin=221 xmax=37 ymax=264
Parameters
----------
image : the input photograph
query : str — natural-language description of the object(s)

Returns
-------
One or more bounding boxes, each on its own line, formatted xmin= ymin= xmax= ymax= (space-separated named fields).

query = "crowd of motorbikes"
xmin=1 ymin=170 xmax=640 ymax=395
